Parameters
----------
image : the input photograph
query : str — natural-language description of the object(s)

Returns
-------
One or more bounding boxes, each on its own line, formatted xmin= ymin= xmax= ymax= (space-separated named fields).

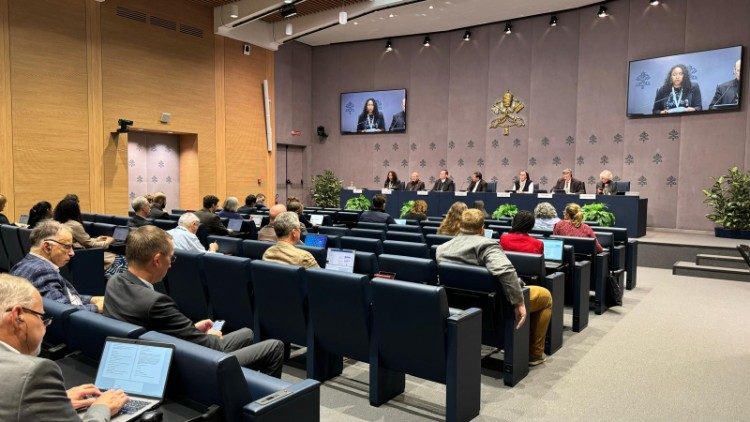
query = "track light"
xmin=229 ymin=4 xmax=238 ymax=19
xmin=285 ymin=23 xmax=293 ymax=35
xmin=504 ymin=22 xmax=512 ymax=34
xmin=280 ymin=4 xmax=297 ymax=18
xmin=649 ymin=0 xmax=659 ymax=5
xmin=597 ymin=5 xmax=609 ymax=17
xmin=549 ymin=15 xmax=558 ymax=27
xmin=385 ymin=39 xmax=393 ymax=52
xmin=339 ymin=11 xmax=347 ymax=25
xmin=463 ymin=29 xmax=471 ymax=41
xmin=423 ymin=35 xmax=430 ymax=47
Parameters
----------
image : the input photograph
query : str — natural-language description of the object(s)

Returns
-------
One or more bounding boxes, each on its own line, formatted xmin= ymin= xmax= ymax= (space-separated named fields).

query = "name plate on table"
xmin=352 ymin=189 xmax=362 ymax=194
xmin=625 ymin=191 xmax=640 ymax=196
xmin=381 ymin=189 xmax=392 ymax=194
xmin=497 ymin=192 xmax=511 ymax=198
xmin=579 ymin=194 xmax=596 ymax=200
xmin=454 ymin=191 xmax=468 ymax=197
xmin=417 ymin=190 xmax=429 ymax=196
xmin=537 ymin=193 xmax=553 ymax=199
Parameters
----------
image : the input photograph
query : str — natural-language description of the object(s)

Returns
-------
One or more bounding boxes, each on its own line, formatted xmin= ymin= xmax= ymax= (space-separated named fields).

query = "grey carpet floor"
xmin=279 ymin=267 xmax=750 ymax=421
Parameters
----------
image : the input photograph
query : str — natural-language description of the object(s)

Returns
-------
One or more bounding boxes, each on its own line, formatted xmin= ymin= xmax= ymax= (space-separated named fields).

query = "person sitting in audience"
xmin=144 ymin=193 xmax=154 ymax=205
xmin=104 ymin=226 xmax=284 ymax=377
xmin=148 ymin=192 xmax=169 ymax=219
xmin=405 ymin=172 xmax=426 ymax=191
xmin=257 ymin=204 xmax=286 ymax=242
xmin=359 ymin=194 xmax=396 ymax=224
xmin=436 ymin=209 xmax=552 ymax=366
xmin=437 ymin=201 xmax=468 ymax=235
xmin=54 ymin=199 xmax=127 ymax=278
xmin=500 ymin=211 xmax=543 ymax=254
xmin=129 ymin=196 xmax=154 ymax=228
xmin=238 ymin=194 xmax=257 ymax=214
xmin=0 ymin=274 xmax=128 ymax=420
xmin=11 ymin=221 xmax=103 ymax=312
xmin=62 ymin=193 xmax=79 ymax=203
xmin=262 ymin=212 xmax=319 ymax=269
xmin=167 ymin=213 xmax=218 ymax=253
xmin=473 ymin=200 xmax=490 ymax=219
xmin=403 ymin=199 xmax=428 ymax=221
xmin=27 ymin=201 xmax=52 ymax=229
xmin=286 ymin=201 xmax=312 ymax=235
xmin=553 ymin=203 xmax=603 ymax=253
xmin=218 ymin=197 xmax=242 ymax=220
xmin=0 ymin=194 xmax=10 ymax=225
xmin=533 ymin=202 xmax=561 ymax=230
xmin=195 ymin=195 xmax=230 ymax=236
xmin=255 ymin=193 xmax=267 ymax=210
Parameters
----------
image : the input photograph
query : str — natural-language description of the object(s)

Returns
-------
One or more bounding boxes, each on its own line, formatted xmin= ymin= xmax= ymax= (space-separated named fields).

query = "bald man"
xmin=257 ymin=204 xmax=287 ymax=242
xmin=709 ymin=59 xmax=741 ymax=109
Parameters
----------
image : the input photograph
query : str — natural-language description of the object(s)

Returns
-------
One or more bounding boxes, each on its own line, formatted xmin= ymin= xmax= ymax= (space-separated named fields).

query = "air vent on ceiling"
xmin=116 ymin=6 xmax=147 ymax=23
xmin=180 ymin=24 xmax=204 ymax=38
xmin=150 ymin=16 xmax=177 ymax=31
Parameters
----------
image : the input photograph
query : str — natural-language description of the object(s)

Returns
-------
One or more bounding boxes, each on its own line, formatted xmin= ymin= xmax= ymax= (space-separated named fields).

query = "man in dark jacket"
xmin=194 ymin=195 xmax=230 ymax=236
xmin=358 ymin=194 xmax=395 ymax=224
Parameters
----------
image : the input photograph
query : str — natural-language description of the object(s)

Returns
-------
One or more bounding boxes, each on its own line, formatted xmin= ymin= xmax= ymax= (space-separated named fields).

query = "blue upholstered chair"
xmin=317 ymin=226 xmax=349 ymax=237
xmin=387 ymin=224 xmax=422 ymax=233
xmin=382 ymin=240 xmax=430 ymax=259
xmin=110 ymin=216 xmax=130 ymax=226
xmin=17 ymin=227 xmax=32 ymax=254
xmin=165 ymin=249 xmax=212 ymax=321
xmin=357 ymin=222 xmax=388 ymax=231
xmin=153 ymin=219 xmax=178 ymax=230
xmin=385 ymin=231 xmax=424 ymax=243
xmin=421 ymin=226 xmax=439 ymax=236
xmin=614 ymin=180 xmax=630 ymax=192
xmin=354 ymin=251 xmax=379 ymax=277
xmin=551 ymin=235 xmax=610 ymax=315
xmin=208 ymin=235 xmax=244 ymax=256
xmin=240 ymin=239 xmax=274 ymax=260
xmin=350 ymin=228 xmax=386 ymax=241
xmin=425 ymin=234 xmax=453 ymax=247
xmin=377 ymin=254 xmax=437 ymax=285
xmin=65 ymin=311 xmax=146 ymax=360
xmin=202 ymin=254 xmax=254 ymax=332
xmin=42 ymin=298 xmax=79 ymax=357
xmin=0 ymin=226 xmax=10 ymax=272
xmin=1 ymin=225 xmax=24 ymax=268
xmin=340 ymin=236 xmax=383 ymax=255
xmin=66 ymin=248 xmax=106 ymax=296
xmin=296 ymin=244 xmax=326 ymax=268
xmin=89 ymin=222 xmax=116 ymax=237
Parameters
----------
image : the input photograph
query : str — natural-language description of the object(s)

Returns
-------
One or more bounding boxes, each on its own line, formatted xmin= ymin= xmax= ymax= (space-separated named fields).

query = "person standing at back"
xmin=358 ymin=194 xmax=395 ymax=224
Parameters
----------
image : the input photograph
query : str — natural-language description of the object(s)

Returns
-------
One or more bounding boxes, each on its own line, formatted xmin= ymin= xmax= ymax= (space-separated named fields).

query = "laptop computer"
xmin=249 ymin=215 xmax=264 ymax=227
xmin=304 ymin=233 xmax=328 ymax=248
xmin=393 ymin=219 xmax=407 ymax=225
xmin=484 ymin=228 xmax=494 ymax=238
xmin=227 ymin=218 xmax=243 ymax=232
xmin=325 ymin=248 xmax=356 ymax=273
xmin=92 ymin=337 xmax=174 ymax=421
xmin=18 ymin=214 xmax=29 ymax=225
xmin=112 ymin=226 xmax=130 ymax=243
xmin=542 ymin=238 xmax=564 ymax=264
xmin=309 ymin=214 xmax=324 ymax=225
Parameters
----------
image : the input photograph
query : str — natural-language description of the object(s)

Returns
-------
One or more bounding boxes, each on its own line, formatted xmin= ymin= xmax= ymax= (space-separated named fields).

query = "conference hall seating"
xmin=296 ymin=244 xmax=326 ymax=267
xmin=241 ymin=239 xmax=274 ymax=260
xmin=357 ymin=222 xmax=388 ymax=231
xmin=349 ymin=228 xmax=386 ymax=241
xmin=552 ymin=236 xmax=610 ymax=315
xmin=377 ymin=254 xmax=437 ymax=285
xmin=65 ymin=309 xmax=146 ymax=360
xmin=354 ymin=251 xmax=379 ymax=277
xmin=387 ymin=224 xmax=422 ymax=233
xmin=165 ymin=249 xmax=212 ymax=321
xmin=382 ymin=240 xmax=430 ymax=259
xmin=385 ymin=231 xmax=424 ymax=243
xmin=208 ymin=234 xmax=244 ymax=255
xmin=17 ymin=227 xmax=32 ymax=254
xmin=317 ymin=226 xmax=349 ymax=237
xmin=340 ymin=236 xmax=383 ymax=255
xmin=1 ymin=224 xmax=24 ymax=268
xmin=202 ymin=254 xmax=254 ymax=332
xmin=66 ymin=248 xmax=107 ymax=296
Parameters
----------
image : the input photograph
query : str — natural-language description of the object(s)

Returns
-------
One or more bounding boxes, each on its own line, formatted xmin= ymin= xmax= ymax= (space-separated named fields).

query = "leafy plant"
xmin=581 ymin=203 xmax=616 ymax=227
xmin=400 ymin=200 xmax=415 ymax=218
xmin=491 ymin=203 xmax=519 ymax=219
xmin=345 ymin=194 xmax=371 ymax=211
xmin=703 ymin=166 xmax=750 ymax=230
xmin=310 ymin=170 xmax=343 ymax=208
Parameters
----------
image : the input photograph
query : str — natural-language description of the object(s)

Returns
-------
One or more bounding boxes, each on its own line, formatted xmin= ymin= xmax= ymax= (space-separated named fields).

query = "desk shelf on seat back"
xmin=552 ymin=236 xmax=609 ymax=315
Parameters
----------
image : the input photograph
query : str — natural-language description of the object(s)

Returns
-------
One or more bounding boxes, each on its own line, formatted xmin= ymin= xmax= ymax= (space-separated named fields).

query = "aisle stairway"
xmin=672 ymin=246 xmax=750 ymax=282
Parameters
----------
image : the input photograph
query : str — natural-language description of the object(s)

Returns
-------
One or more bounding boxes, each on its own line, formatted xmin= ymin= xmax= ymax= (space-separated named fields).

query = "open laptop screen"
xmin=309 ymin=214 xmax=324 ymax=225
xmin=112 ymin=227 xmax=130 ymax=242
xmin=325 ymin=248 xmax=356 ymax=273
xmin=18 ymin=215 xmax=29 ymax=225
xmin=542 ymin=238 xmax=564 ymax=262
xmin=95 ymin=338 xmax=174 ymax=400
xmin=249 ymin=215 xmax=264 ymax=227
xmin=393 ymin=219 xmax=406 ymax=225
xmin=227 ymin=218 xmax=243 ymax=232
xmin=304 ymin=234 xmax=328 ymax=248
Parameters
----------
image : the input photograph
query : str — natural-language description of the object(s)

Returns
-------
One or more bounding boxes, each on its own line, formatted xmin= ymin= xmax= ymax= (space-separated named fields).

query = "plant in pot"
xmin=702 ymin=166 xmax=750 ymax=238
xmin=345 ymin=194 xmax=371 ymax=211
xmin=581 ymin=203 xmax=616 ymax=227
xmin=400 ymin=200 xmax=415 ymax=218
xmin=310 ymin=170 xmax=343 ymax=208
xmin=491 ymin=203 xmax=519 ymax=220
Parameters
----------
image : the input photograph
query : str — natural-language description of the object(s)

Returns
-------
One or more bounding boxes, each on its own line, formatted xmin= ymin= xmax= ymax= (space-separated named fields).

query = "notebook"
xmin=542 ymin=238 xmax=564 ymax=262
xmin=18 ymin=214 xmax=29 ymax=225
xmin=325 ymin=248 xmax=356 ymax=273
xmin=227 ymin=218 xmax=243 ymax=232
xmin=304 ymin=233 xmax=328 ymax=248
xmin=393 ymin=219 xmax=407 ymax=225
xmin=309 ymin=214 xmax=324 ymax=225
xmin=92 ymin=337 xmax=174 ymax=421
xmin=112 ymin=227 xmax=130 ymax=243
xmin=249 ymin=215 xmax=264 ymax=227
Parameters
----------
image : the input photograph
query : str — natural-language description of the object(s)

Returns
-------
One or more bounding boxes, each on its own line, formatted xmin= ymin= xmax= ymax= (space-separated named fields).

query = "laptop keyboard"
xmin=118 ymin=398 xmax=151 ymax=415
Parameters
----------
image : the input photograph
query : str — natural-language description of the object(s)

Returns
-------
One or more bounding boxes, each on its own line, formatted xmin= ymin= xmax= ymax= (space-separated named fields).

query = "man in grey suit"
xmin=0 ymin=274 xmax=127 ymax=421
xmin=104 ymin=226 xmax=284 ymax=377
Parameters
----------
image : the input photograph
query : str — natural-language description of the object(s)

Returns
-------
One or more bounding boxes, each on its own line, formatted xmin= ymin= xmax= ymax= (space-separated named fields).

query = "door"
xmin=128 ymin=132 xmax=181 ymax=210
xmin=276 ymin=144 xmax=307 ymax=205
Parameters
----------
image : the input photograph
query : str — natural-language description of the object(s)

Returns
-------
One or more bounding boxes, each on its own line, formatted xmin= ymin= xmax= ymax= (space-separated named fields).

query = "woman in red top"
xmin=500 ymin=211 xmax=544 ymax=254
xmin=552 ymin=203 xmax=604 ymax=253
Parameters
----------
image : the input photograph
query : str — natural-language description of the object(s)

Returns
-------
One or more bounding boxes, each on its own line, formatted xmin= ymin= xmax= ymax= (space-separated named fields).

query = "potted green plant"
xmin=400 ymin=200 xmax=415 ymax=218
xmin=491 ymin=203 xmax=519 ymax=219
xmin=702 ymin=166 xmax=750 ymax=238
xmin=310 ymin=170 xmax=343 ymax=208
xmin=345 ymin=194 xmax=371 ymax=211
xmin=581 ymin=203 xmax=616 ymax=227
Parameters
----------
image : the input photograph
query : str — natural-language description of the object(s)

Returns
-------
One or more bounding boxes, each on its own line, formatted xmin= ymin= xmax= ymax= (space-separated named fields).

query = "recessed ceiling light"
xmin=597 ymin=5 xmax=609 ymax=18
xmin=353 ymin=21 xmax=358 ymax=25
xmin=649 ymin=0 xmax=659 ymax=5
xmin=389 ymin=13 xmax=394 ymax=17
xmin=549 ymin=14 xmax=558 ymax=27
xmin=428 ymin=5 xmax=433 ymax=9
xmin=229 ymin=4 xmax=238 ymax=18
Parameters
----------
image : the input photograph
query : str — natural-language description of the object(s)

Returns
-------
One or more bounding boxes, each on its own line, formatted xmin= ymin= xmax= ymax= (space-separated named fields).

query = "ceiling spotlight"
xmin=428 ymin=4 xmax=433 ymax=9
xmin=285 ymin=23 xmax=293 ymax=35
xmin=597 ymin=5 xmax=609 ymax=17
xmin=284 ymin=0 xmax=293 ymax=3
xmin=339 ymin=11 xmax=347 ymax=24
xmin=229 ymin=4 xmax=238 ymax=19
xmin=423 ymin=35 xmax=431 ymax=47
xmin=549 ymin=14 xmax=558 ymax=27
xmin=649 ymin=0 xmax=659 ymax=5
xmin=385 ymin=39 xmax=393 ymax=52
xmin=280 ymin=4 xmax=297 ymax=18
xmin=463 ymin=29 xmax=471 ymax=41
xmin=504 ymin=22 xmax=512 ymax=34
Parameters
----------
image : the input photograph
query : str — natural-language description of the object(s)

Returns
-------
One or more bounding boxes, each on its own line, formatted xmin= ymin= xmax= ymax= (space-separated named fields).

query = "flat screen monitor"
xmin=341 ymin=89 xmax=407 ymax=134
xmin=394 ymin=219 xmax=407 ymax=225
xmin=113 ymin=226 xmax=130 ymax=242
xmin=627 ymin=46 xmax=742 ymax=117
xmin=249 ymin=215 xmax=263 ymax=227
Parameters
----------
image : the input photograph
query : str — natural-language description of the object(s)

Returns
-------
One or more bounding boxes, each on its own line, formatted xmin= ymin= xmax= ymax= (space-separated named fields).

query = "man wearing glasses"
xmin=11 ymin=220 xmax=104 ymax=312
xmin=104 ymin=226 xmax=284 ymax=377
xmin=0 ymin=274 xmax=128 ymax=420
xmin=262 ymin=212 xmax=319 ymax=269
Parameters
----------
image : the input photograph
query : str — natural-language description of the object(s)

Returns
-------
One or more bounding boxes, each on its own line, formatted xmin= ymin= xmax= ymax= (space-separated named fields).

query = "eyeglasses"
xmin=168 ymin=254 xmax=177 ymax=264
xmin=5 ymin=307 xmax=53 ymax=326
xmin=44 ymin=238 xmax=74 ymax=251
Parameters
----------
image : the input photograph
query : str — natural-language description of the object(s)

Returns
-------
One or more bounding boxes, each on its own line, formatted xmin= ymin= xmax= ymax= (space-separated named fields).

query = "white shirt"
xmin=0 ymin=340 xmax=19 ymax=354
xmin=167 ymin=225 xmax=208 ymax=253
xmin=564 ymin=180 xmax=571 ymax=194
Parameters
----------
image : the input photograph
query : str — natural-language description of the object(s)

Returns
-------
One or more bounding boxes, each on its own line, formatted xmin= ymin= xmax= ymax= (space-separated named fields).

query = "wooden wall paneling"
xmin=214 ymin=36 xmax=227 ymax=200
xmin=0 ymin=0 xmax=13 ymax=219
xmin=86 ymin=0 xmax=104 ymax=213
xmin=266 ymin=49 xmax=276 ymax=203
xmin=179 ymin=134 xmax=199 ymax=210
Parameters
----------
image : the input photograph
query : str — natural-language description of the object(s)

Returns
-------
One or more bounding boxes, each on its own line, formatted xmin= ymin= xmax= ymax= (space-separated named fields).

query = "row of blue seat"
xmin=0 ymin=224 xmax=32 ymax=271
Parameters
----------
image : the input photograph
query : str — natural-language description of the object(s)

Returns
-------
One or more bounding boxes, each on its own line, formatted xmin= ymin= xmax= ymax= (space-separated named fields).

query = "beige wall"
xmin=0 ymin=0 xmax=275 ymax=220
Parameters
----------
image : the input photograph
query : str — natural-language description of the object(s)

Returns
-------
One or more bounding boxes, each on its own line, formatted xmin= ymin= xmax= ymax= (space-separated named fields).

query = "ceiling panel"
xmin=262 ymin=0 xmax=370 ymax=23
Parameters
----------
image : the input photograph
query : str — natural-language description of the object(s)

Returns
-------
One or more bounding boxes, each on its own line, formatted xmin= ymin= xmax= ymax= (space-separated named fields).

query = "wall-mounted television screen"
xmin=627 ymin=46 xmax=742 ymax=117
xmin=340 ymin=89 xmax=406 ymax=134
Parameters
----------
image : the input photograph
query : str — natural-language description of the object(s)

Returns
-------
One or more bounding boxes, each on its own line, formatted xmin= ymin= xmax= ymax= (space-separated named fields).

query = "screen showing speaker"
xmin=627 ymin=46 xmax=742 ymax=117
xmin=340 ymin=89 xmax=407 ymax=134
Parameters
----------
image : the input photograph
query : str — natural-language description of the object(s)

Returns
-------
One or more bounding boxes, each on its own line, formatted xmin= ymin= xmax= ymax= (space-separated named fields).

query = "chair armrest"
xmin=447 ymin=307 xmax=482 ymax=326
xmin=242 ymin=379 xmax=320 ymax=422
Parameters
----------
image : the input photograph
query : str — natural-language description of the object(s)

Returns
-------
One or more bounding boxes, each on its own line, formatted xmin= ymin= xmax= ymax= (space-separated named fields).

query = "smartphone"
xmin=212 ymin=320 xmax=225 ymax=331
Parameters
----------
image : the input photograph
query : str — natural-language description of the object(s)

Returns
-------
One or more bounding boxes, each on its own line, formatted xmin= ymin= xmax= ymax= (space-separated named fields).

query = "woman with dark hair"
xmin=552 ymin=203 xmax=603 ymax=253
xmin=54 ymin=199 xmax=127 ymax=278
xmin=472 ymin=200 xmax=490 ymax=219
xmin=653 ymin=64 xmax=702 ymax=114
xmin=356 ymin=98 xmax=386 ymax=132
xmin=513 ymin=170 xmax=534 ymax=193
xmin=27 ymin=201 xmax=53 ymax=228
xmin=403 ymin=199 xmax=428 ymax=221
xmin=0 ymin=194 xmax=10 ymax=225
xmin=500 ymin=210 xmax=543 ymax=254
xmin=383 ymin=170 xmax=401 ymax=190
